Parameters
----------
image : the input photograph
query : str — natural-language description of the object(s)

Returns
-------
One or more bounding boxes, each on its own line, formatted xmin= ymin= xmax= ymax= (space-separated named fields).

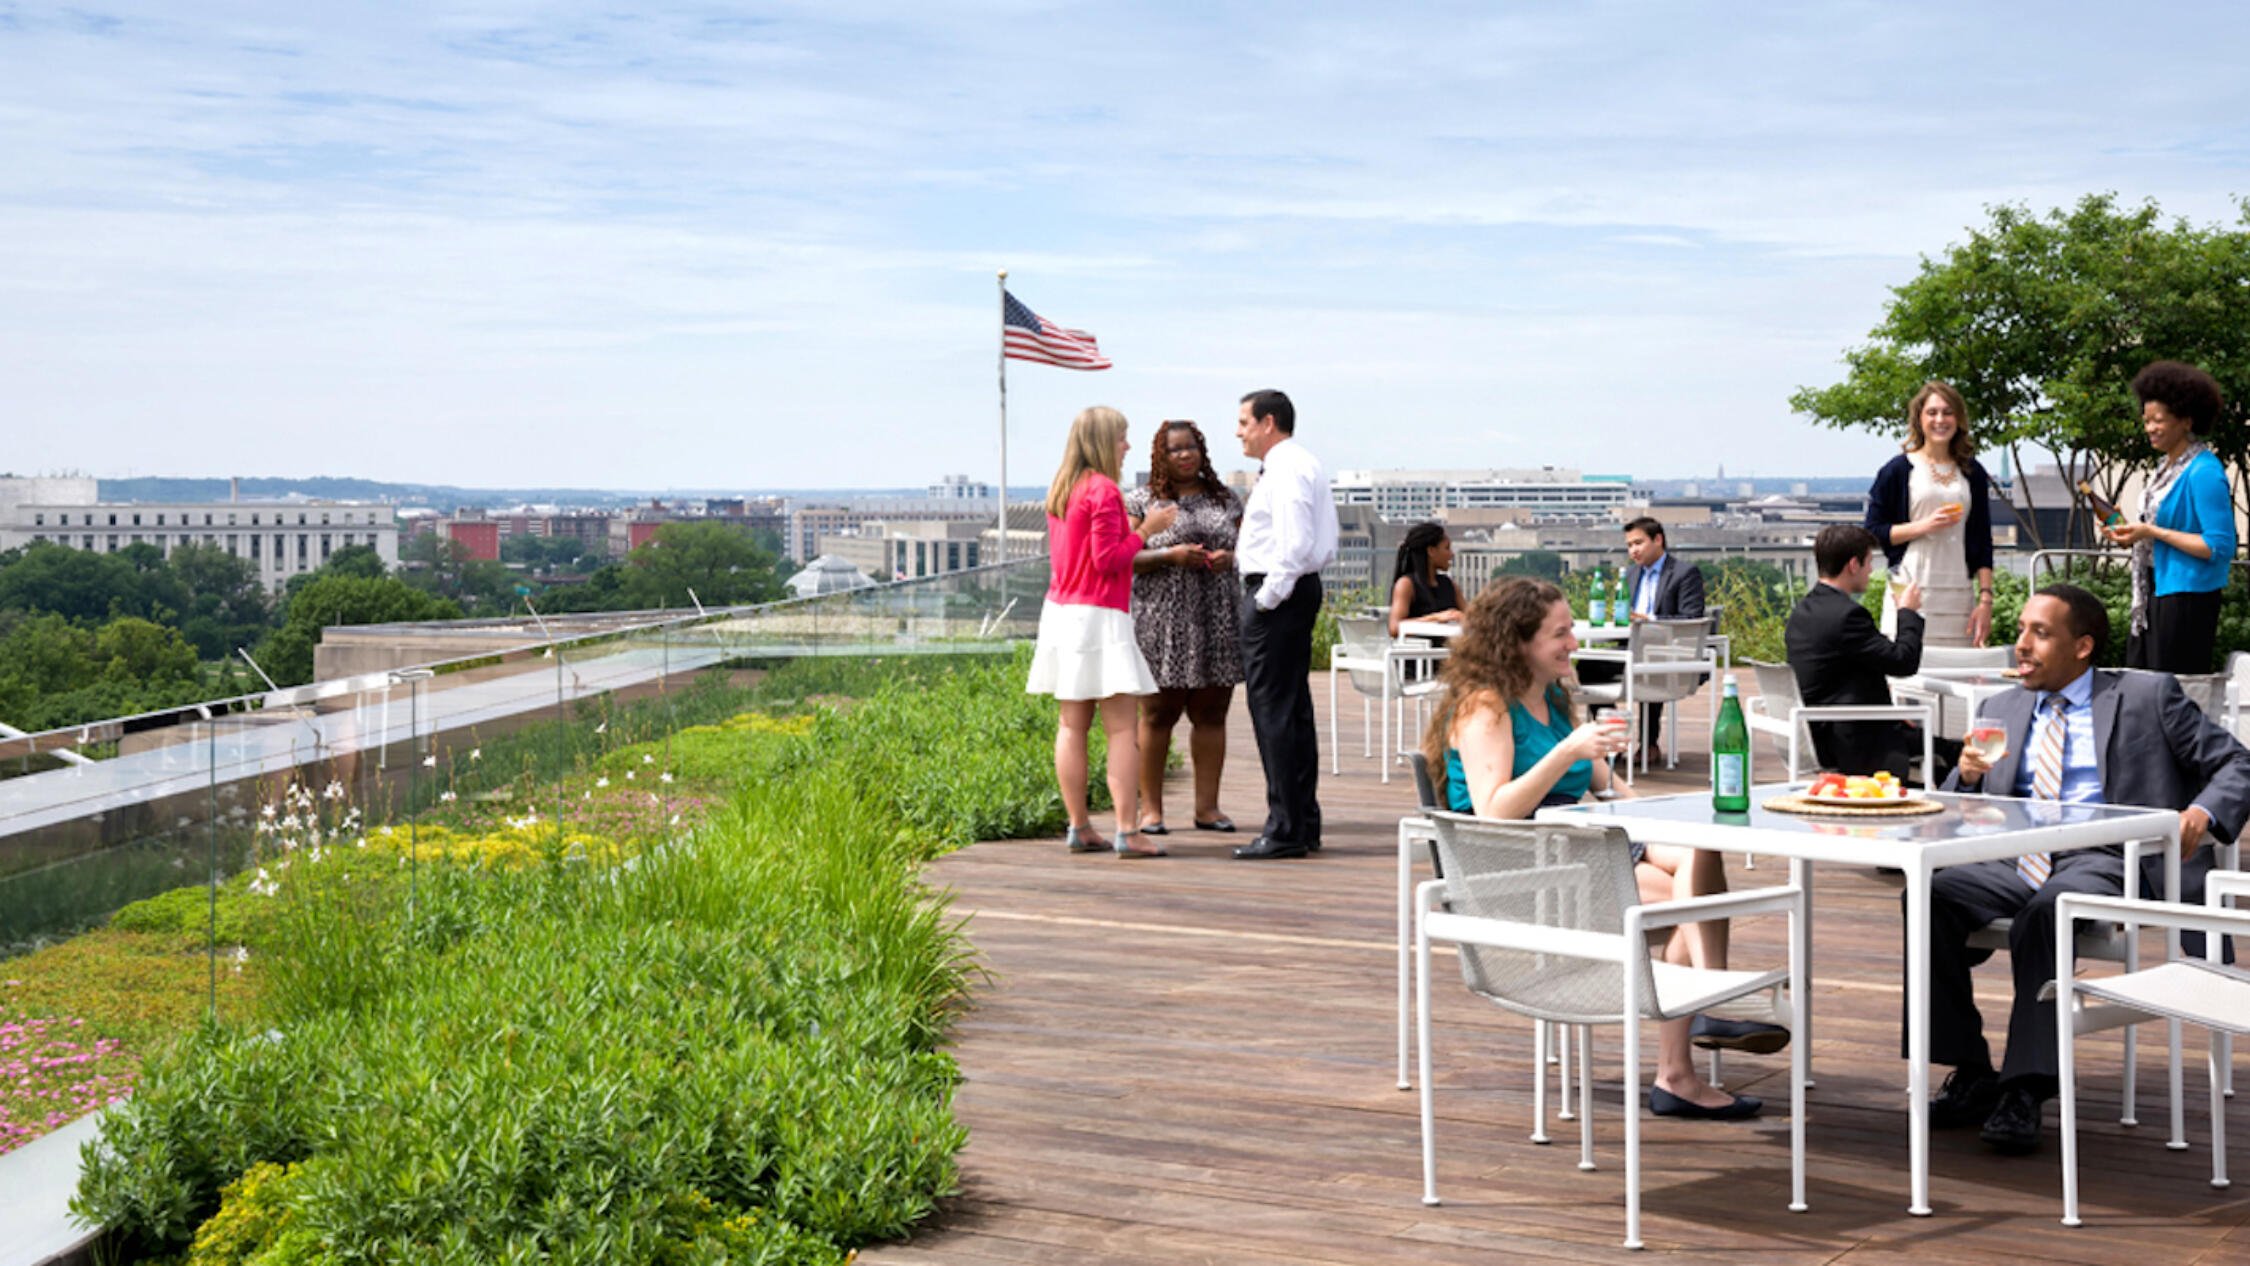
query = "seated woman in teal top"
xmin=1421 ymin=577 xmax=1783 ymax=1121
xmin=2104 ymin=361 xmax=2239 ymax=673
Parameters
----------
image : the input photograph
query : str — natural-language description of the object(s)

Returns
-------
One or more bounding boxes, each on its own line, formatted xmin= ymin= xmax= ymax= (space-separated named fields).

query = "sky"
xmin=4 ymin=2 xmax=2248 ymax=491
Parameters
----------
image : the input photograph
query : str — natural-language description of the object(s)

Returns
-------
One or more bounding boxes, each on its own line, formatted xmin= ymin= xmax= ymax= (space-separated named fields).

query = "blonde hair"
xmin=1904 ymin=381 xmax=1975 ymax=466
xmin=1045 ymin=406 xmax=1130 ymax=518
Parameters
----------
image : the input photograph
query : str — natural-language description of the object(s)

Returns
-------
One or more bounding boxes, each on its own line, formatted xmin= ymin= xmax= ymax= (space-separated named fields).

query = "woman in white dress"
xmin=1864 ymin=382 xmax=1997 ymax=649
xmin=1025 ymin=406 xmax=1178 ymax=857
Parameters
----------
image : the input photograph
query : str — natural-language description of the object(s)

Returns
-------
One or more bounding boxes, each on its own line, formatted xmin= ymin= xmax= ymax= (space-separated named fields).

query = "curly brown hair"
xmin=1420 ymin=577 xmax=1576 ymax=805
xmin=1146 ymin=420 xmax=1233 ymax=505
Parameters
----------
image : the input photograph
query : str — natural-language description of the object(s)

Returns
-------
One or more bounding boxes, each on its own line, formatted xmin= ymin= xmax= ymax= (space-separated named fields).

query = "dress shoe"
xmin=1688 ymin=1014 xmax=1791 ymax=1054
xmin=1232 ymin=835 xmax=1309 ymax=860
xmin=1978 ymin=1083 xmax=2045 ymax=1153
xmin=1648 ymin=1085 xmax=1762 ymax=1120
xmin=1928 ymin=1066 xmax=2001 ymax=1129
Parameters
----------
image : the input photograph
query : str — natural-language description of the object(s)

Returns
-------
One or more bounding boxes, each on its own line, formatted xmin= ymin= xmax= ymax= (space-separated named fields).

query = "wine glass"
xmin=1590 ymin=705 xmax=1631 ymax=796
xmin=1963 ymin=725 xmax=2008 ymax=766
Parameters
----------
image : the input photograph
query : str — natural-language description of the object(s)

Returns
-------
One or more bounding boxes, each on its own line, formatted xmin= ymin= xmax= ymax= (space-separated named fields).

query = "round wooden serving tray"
xmin=1762 ymin=793 xmax=1946 ymax=818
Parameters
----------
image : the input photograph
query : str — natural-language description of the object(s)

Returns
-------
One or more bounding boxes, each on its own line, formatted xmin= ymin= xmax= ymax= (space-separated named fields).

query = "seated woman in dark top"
xmin=1386 ymin=522 xmax=1463 ymax=637
xmin=1420 ymin=577 xmax=1787 ymax=1120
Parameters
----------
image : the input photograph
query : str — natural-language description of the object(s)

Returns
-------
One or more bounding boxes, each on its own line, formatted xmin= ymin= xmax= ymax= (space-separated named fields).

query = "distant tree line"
xmin=0 ymin=521 xmax=786 ymax=732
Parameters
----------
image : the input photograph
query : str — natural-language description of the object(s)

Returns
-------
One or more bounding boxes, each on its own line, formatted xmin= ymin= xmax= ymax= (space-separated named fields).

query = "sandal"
xmin=1065 ymin=825 xmax=1108 ymax=854
xmin=1139 ymin=821 xmax=1169 ymax=836
xmin=1113 ymin=829 xmax=1168 ymax=859
xmin=1193 ymin=815 xmax=1236 ymax=832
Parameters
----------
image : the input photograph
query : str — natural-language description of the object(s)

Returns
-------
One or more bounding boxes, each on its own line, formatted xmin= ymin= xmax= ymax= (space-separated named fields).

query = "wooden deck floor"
xmin=863 ymin=675 xmax=2250 ymax=1264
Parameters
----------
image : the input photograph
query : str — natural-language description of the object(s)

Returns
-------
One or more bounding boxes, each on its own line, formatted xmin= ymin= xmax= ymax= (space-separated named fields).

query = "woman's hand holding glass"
xmin=1566 ymin=713 xmax=1632 ymax=765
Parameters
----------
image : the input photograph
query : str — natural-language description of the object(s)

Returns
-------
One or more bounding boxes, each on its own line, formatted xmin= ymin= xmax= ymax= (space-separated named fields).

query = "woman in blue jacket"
xmin=2105 ymin=361 xmax=2237 ymax=673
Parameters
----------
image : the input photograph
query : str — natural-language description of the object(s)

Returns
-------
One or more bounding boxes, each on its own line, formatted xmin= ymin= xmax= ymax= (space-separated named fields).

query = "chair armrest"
xmin=1422 ymin=906 xmax=1634 ymax=964
xmin=2060 ymin=892 xmax=2250 ymax=941
xmin=1625 ymin=661 xmax=1717 ymax=679
xmin=1631 ymin=885 xmax=1805 ymax=932
xmin=1572 ymin=648 xmax=1628 ymax=664
xmin=2208 ymin=871 xmax=2250 ymax=907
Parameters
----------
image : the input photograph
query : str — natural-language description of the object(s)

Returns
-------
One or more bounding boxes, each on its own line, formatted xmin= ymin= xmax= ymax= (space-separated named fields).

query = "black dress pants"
xmin=1913 ymin=847 xmax=2210 ymax=1088
xmin=1241 ymin=575 xmax=1323 ymax=847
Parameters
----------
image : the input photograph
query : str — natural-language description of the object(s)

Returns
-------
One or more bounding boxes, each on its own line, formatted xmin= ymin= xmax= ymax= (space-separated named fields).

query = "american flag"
xmin=1003 ymin=292 xmax=1111 ymax=370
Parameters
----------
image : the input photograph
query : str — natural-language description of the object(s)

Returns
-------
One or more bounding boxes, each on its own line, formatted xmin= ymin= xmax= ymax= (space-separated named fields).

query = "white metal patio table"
xmin=1535 ymin=784 xmax=2182 ymax=1216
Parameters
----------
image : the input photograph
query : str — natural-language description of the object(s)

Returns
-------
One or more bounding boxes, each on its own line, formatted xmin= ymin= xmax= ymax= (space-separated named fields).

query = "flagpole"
xmin=997 ymin=268 xmax=1008 ymax=568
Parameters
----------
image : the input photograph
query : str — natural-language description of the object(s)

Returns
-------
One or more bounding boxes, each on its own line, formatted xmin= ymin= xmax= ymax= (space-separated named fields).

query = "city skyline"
xmin=5 ymin=4 xmax=2246 ymax=487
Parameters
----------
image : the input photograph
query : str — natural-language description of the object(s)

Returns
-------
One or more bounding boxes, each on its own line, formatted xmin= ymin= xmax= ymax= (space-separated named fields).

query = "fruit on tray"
xmin=1807 ymin=771 xmax=1904 ymax=799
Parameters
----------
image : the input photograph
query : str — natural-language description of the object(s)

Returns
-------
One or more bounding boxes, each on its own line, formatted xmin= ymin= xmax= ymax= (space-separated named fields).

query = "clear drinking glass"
xmin=1963 ymin=724 xmax=2009 ymax=765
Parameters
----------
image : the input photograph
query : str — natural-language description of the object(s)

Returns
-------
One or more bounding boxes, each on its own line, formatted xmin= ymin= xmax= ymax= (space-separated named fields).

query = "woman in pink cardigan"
xmin=1026 ymin=406 xmax=1178 ymax=857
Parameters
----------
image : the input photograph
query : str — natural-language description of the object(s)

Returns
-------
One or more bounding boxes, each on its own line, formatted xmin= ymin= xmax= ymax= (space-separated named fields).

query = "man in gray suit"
xmin=1925 ymin=583 xmax=2250 ymax=1153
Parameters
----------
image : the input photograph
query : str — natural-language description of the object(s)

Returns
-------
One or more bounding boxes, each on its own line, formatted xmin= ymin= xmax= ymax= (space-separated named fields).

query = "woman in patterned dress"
xmin=1124 ymin=421 xmax=1244 ymax=836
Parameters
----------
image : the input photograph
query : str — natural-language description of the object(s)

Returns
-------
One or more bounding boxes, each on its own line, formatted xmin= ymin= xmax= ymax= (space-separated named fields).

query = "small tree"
xmin=1792 ymin=194 xmax=2250 ymax=546
xmin=1494 ymin=550 xmax=1566 ymax=581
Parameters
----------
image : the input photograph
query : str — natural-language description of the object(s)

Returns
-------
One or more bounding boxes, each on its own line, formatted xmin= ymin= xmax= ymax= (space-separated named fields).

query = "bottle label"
xmin=1715 ymin=754 xmax=1746 ymax=798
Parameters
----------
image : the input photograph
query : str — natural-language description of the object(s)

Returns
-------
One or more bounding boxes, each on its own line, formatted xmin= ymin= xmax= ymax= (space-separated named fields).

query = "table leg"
xmin=1907 ymin=862 xmax=1933 ymax=1216
xmin=1398 ymin=819 xmax=1414 ymax=1090
xmin=1791 ymin=858 xmax=1816 ymax=1088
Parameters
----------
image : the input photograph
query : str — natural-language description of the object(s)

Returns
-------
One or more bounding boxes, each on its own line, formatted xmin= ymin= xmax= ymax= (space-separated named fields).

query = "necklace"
xmin=1921 ymin=452 xmax=1960 ymax=486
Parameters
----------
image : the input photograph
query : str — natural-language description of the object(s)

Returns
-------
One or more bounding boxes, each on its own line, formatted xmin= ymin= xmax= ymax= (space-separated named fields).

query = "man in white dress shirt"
xmin=1231 ymin=389 xmax=1339 ymax=860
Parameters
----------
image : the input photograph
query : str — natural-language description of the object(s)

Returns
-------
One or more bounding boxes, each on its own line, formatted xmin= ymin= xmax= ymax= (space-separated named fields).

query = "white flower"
xmin=422 ymin=755 xmax=437 ymax=769
xmin=642 ymin=753 xmax=655 ymax=764
xmin=648 ymin=793 xmax=659 ymax=805
xmin=595 ymin=722 xmax=607 ymax=734
xmin=439 ymin=790 xmax=457 ymax=803
xmin=669 ymin=814 xmax=681 ymax=826
xmin=322 ymin=780 xmax=345 ymax=801
xmin=582 ymin=790 xmax=592 ymax=800
xmin=659 ymin=772 xmax=673 ymax=784
xmin=470 ymin=748 xmax=482 ymax=761
xmin=595 ymin=777 xmax=610 ymax=789
xmin=260 ymin=804 xmax=277 ymax=819
xmin=625 ymin=770 xmax=636 ymax=781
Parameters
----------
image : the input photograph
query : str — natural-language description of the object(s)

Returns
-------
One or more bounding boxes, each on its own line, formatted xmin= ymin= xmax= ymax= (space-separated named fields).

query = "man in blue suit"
xmin=1925 ymin=583 xmax=2250 ymax=1153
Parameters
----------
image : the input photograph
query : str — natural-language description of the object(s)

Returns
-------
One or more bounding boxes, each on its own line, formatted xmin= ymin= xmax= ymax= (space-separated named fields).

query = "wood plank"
xmin=859 ymin=673 xmax=2250 ymax=1263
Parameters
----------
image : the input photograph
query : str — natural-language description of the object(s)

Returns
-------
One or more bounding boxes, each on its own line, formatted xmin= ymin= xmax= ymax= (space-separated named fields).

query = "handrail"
xmin=0 ymin=557 xmax=1050 ymax=751
xmin=2030 ymin=547 xmax=2250 ymax=583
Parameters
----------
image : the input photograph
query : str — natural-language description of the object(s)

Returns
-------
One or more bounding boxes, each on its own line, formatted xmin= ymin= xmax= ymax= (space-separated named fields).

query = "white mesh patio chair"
xmin=1891 ymin=644 xmax=2013 ymax=737
xmin=2228 ymin=652 xmax=2250 ymax=745
xmin=2058 ymin=879 xmax=2250 ymax=1226
xmin=1395 ymin=756 xmax=1585 ymax=1123
xmin=1574 ymin=618 xmax=1717 ymax=784
xmin=1329 ymin=615 xmax=1447 ymax=784
xmin=1414 ymin=812 xmax=1808 ymax=1249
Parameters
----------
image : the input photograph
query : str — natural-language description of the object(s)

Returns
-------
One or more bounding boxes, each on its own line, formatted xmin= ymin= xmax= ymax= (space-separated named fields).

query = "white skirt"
xmin=1025 ymin=602 xmax=1157 ymax=700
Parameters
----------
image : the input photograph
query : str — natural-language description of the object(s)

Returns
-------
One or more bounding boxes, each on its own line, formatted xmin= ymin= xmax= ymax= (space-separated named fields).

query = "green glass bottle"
xmin=1587 ymin=566 xmax=1607 ymax=624
xmin=1712 ymin=673 xmax=1750 ymax=812
xmin=1612 ymin=568 xmax=1630 ymax=626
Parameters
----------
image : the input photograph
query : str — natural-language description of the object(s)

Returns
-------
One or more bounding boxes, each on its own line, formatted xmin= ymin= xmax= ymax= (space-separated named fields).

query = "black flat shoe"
xmin=1648 ymin=1085 xmax=1762 ymax=1120
xmin=1193 ymin=816 xmax=1236 ymax=832
xmin=1689 ymin=1014 xmax=1791 ymax=1054
xmin=1232 ymin=835 xmax=1309 ymax=860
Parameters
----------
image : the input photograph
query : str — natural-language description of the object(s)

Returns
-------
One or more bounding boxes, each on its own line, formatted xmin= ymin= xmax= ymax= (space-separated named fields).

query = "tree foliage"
xmin=1792 ymin=194 xmax=2250 ymax=546
xmin=1493 ymin=550 xmax=1566 ymax=581
xmin=257 ymin=576 xmax=463 ymax=686
xmin=616 ymin=521 xmax=783 ymax=610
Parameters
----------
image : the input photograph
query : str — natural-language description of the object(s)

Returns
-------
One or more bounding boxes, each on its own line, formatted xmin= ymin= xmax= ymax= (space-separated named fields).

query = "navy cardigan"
xmin=1864 ymin=454 xmax=1995 ymax=573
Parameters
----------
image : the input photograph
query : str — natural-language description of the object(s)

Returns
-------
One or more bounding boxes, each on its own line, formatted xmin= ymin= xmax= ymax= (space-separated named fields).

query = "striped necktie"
xmin=2017 ymin=694 xmax=2069 ymax=889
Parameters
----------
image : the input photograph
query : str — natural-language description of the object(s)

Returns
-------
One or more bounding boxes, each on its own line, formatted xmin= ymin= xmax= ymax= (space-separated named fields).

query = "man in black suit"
xmin=1924 ymin=583 xmax=2250 ymax=1153
xmin=1587 ymin=518 xmax=1709 ymax=751
xmin=1784 ymin=524 xmax=1939 ymax=778
xmin=1622 ymin=516 xmax=1705 ymax=623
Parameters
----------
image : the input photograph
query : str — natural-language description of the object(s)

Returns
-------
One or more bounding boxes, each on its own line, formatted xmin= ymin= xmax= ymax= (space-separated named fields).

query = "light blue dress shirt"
xmin=2010 ymin=668 xmax=2103 ymax=804
xmin=1633 ymin=554 xmax=1664 ymax=617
